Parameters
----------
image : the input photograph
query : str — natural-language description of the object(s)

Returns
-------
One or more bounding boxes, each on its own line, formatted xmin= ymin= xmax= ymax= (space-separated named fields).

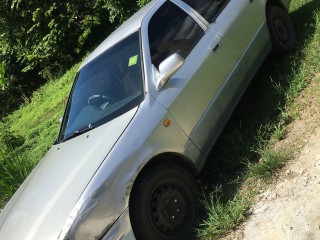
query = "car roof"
xmin=80 ymin=0 xmax=160 ymax=69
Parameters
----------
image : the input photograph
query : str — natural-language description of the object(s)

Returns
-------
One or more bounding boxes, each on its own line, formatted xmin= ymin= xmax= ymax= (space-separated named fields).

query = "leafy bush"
xmin=137 ymin=0 xmax=151 ymax=8
xmin=0 ymin=122 xmax=24 ymax=150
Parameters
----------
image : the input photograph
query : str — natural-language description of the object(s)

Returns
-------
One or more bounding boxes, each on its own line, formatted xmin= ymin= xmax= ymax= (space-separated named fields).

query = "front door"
xmin=147 ymin=1 xmax=237 ymax=153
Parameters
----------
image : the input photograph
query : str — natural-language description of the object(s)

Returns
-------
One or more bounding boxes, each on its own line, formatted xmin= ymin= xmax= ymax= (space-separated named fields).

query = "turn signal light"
xmin=163 ymin=119 xmax=171 ymax=127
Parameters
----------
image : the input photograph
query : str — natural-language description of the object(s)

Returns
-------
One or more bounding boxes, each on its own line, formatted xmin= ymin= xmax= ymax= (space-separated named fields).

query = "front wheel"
xmin=129 ymin=165 xmax=200 ymax=240
xmin=266 ymin=5 xmax=297 ymax=53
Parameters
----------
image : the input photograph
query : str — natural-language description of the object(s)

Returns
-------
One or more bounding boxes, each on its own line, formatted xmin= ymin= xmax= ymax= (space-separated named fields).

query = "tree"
xmin=0 ymin=0 xmax=142 ymax=117
xmin=137 ymin=0 xmax=151 ymax=8
xmin=0 ymin=62 xmax=5 ymax=91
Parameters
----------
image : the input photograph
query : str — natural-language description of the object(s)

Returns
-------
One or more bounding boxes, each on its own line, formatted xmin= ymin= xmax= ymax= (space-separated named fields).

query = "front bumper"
xmin=101 ymin=208 xmax=135 ymax=240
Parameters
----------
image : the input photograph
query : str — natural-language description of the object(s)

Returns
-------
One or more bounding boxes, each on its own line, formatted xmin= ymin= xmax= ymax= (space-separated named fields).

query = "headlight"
xmin=58 ymin=182 xmax=121 ymax=240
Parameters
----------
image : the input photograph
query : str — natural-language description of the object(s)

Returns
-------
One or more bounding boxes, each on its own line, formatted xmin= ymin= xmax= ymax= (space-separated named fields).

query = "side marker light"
xmin=163 ymin=119 xmax=171 ymax=127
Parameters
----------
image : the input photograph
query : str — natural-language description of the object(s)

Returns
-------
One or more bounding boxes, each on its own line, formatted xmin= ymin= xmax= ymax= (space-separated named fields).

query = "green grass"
xmin=0 ymin=62 xmax=80 ymax=208
xmin=198 ymin=189 xmax=251 ymax=239
xmin=246 ymin=149 xmax=292 ymax=182
xmin=5 ymin=63 xmax=80 ymax=162
xmin=0 ymin=146 xmax=35 ymax=208
xmin=271 ymin=122 xmax=287 ymax=140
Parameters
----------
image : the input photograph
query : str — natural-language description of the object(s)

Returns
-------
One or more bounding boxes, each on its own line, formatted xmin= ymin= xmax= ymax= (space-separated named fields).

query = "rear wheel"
xmin=266 ymin=6 xmax=296 ymax=53
xmin=130 ymin=165 xmax=200 ymax=240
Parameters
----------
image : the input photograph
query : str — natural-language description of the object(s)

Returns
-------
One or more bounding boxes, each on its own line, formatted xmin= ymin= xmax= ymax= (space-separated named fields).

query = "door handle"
xmin=210 ymin=39 xmax=222 ymax=53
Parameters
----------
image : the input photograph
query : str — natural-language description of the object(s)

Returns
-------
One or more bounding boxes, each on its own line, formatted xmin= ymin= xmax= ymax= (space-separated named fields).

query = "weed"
xmin=272 ymin=123 xmax=286 ymax=140
xmin=0 ymin=146 xmax=35 ymax=209
xmin=247 ymin=149 xmax=291 ymax=182
xmin=0 ymin=122 xmax=25 ymax=150
xmin=197 ymin=188 xmax=251 ymax=239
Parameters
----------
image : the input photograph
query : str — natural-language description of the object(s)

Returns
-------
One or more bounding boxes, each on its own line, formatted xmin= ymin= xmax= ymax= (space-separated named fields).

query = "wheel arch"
xmin=128 ymin=152 xmax=200 ymax=239
xmin=128 ymin=152 xmax=199 ymax=203
xmin=142 ymin=152 xmax=199 ymax=176
xmin=266 ymin=0 xmax=288 ymax=12
xmin=264 ymin=0 xmax=296 ymax=53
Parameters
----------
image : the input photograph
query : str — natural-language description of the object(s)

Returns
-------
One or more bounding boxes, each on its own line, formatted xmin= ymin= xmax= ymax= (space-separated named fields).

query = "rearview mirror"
xmin=156 ymin=53 xmax=184 ymax=91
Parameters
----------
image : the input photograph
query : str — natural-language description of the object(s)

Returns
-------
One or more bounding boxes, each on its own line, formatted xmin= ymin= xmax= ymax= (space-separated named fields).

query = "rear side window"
xmin=182 ymin=0 xmax=228 ymax=23
xmin=148 ymin=1 xmax=204 ymax=69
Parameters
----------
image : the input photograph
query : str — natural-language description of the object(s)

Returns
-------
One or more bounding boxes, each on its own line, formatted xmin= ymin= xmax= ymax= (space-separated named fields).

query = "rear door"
xmin=179 ymin=0 xmax=267 ymax=154
xmin=206 ymin=0 xmax=269 ymax=77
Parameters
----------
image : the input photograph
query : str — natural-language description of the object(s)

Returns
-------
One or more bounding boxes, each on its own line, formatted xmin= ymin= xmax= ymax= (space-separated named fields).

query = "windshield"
xmin=58 ymin=31 xmax=144 ymax=142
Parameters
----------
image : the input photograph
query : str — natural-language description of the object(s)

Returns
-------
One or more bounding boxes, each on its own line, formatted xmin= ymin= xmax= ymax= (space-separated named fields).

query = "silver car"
xmin=0 ymin=0 xmax=295 ymax=239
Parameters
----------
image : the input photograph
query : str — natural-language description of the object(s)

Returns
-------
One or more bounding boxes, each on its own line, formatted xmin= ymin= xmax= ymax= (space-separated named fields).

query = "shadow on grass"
xmin=199 ymin=0 xmax=319 ymax=200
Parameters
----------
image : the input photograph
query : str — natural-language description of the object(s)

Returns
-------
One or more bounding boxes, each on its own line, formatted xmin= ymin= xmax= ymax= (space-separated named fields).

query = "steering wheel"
xmin=88 ymin=94 xmax=117 ymax=109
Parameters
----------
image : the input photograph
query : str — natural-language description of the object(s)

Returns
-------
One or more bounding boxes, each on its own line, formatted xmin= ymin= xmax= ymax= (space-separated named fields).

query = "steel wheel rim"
xmin=149 ymin=183 xmax=187 ymax=235
xmin=272 ymin=17 xmax=289 ymax=44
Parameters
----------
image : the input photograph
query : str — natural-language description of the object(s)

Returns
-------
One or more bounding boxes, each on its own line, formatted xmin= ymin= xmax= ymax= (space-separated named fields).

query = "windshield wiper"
xmin=63 ymin=124 xmax=95 ymax=142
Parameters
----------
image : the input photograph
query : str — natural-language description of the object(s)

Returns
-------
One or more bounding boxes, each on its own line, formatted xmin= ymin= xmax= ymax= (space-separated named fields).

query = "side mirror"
xmin=59 ymin=117 xmax=63 ymax=124
xmin=156 ymin=53 xmax=184 ymax=91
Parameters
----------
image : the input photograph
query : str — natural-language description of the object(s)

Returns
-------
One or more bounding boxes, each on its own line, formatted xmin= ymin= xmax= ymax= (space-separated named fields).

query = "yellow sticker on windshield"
xmin=128 ymin=55 xmax=138 ymax=67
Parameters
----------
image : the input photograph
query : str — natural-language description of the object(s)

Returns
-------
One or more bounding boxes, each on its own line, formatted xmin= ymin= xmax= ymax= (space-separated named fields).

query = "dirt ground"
xmin=222 ymin=84 xmax=320 ymax=240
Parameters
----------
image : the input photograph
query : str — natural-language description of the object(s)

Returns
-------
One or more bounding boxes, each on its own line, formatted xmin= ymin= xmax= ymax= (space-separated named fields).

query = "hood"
xmin=0 ymin=107 xmax=138 ymax=240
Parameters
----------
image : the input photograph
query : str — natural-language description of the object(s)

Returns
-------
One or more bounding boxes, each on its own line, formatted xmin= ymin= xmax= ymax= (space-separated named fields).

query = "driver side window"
xmin=148 ymin=1 xmax=204 ymax=69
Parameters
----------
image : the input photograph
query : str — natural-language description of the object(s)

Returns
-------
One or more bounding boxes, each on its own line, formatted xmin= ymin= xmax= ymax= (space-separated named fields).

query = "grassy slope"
xmin=0 ymin=63 xmax=81 ymax=208
xmin=6 ymin=63 xmax=80 ymax=163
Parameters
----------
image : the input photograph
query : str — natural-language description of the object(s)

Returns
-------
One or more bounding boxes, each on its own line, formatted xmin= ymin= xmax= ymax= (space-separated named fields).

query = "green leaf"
xmin=0 ymin=62 xmax=6 ymax=91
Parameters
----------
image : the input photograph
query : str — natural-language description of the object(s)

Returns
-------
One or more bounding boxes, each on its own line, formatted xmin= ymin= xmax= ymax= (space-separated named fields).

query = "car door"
xmin=177 ymin=0 xmax=268 ymax=155
xmin=147 ymin=0 xmax=238 ymax=154
xmin=206 ymin=0 xmax=269 ymax=81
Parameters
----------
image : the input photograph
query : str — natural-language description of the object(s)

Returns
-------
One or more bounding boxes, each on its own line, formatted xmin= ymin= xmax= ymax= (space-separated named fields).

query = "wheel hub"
xmin=272 ymin=17 xmax=289 ymax=44
xmin=149 ymin=184 xmax=187 ymax=234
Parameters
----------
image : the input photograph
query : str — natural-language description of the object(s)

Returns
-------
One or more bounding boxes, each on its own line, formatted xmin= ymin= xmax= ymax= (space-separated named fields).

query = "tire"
xmin=129 ymin=165 xmax=200 ymax=240
xmin=266 ymin=5 xmax=297 ymax=53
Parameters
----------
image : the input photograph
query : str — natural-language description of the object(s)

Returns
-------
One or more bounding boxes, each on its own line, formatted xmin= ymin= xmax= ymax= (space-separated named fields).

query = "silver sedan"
xmin=0 ymin=0 xmax=295 ymax=239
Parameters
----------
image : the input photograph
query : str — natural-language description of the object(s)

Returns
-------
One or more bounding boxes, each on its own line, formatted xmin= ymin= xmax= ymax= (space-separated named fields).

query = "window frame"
xmin=56 ymin=30 xmax=146 ymax=143
xmin=147 ymin=0 xmax=206 ymax=69
xmin=170 ymin=0 xmax=210 ymax=30
xmin=177 ymin=0 xmax=231 ymax=25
